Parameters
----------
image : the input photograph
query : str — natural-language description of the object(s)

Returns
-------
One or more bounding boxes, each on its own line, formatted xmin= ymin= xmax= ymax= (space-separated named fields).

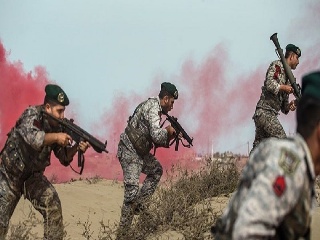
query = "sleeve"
xmin=264 ymin=61 xmax=281 ymax=96
xmin=280 ymin=92 xmax=290 ymax=114
xmin=232 ymin=157 xmax=304 ymax=239
xmin=52 ymin=144 xmax=74 ymax=166
xmin=16 ymin=107 xmax=46 ymax=151
xmin=145 ymin=104 xmax=168 ymax=147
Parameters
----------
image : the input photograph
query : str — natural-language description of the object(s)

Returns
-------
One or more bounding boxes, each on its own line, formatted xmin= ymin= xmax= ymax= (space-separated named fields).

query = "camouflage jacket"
xmin=254 ymin=60 xmax=291 ymax=115
xmin=215 ymin=134 xmax=315 ymax=240
xmin=0 ymin=105 xmax=73 ymax=181
xmin=120 ymin=97 xmax=169 ymax=155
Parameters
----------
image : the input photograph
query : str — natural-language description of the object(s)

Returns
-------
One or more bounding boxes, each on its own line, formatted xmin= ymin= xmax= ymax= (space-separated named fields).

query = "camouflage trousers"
xmin=250 ymin=108 xmax=286 ymax=155
xmin=117 ymin=141 xmax=163 ymax=231
xmin=0 ymin=167 xmax=64 ymax=240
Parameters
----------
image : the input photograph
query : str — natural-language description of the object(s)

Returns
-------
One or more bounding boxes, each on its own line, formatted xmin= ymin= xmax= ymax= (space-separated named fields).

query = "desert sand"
xmin=8 ymin=178 xmax=320 ymax=240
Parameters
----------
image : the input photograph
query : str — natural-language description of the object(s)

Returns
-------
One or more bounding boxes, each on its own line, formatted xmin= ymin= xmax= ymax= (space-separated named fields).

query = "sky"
xmin=0 ymin=0 xmax=320 ymax=162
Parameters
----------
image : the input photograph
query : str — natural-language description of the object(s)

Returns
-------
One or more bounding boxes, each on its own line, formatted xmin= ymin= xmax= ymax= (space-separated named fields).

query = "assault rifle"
xmin=270 ymin=33 xmax=302 ymax=101
xmin=160 ymin=111 xmax=193 ymax=151
xmin=42 ymin=110 xmax=108 ymax=174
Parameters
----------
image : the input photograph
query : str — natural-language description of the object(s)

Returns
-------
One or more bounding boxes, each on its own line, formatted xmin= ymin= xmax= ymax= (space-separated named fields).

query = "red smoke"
xmin=0 ymin=42 xmax=48 ymax=146
xmin=1 ymin=1 xmax=320 ymax=183
xmin=176 ymin=46 xmax=262 ymax=154
xmin=95 ymin=45 xmax=263 ymax=175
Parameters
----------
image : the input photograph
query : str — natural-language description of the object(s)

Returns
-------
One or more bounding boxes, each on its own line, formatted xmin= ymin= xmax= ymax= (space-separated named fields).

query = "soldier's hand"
xmin=56 ymin=133 xmax=73 ymax=147
xmin=78 ymin=141 xmax=91 ymax=153
xmin=165 ymin=125 xmax=176 ymax=140
xmin=281 ymin=85 xmax=294 ymax=94
xmin=289 ymin=100 xmax=296 ymax=111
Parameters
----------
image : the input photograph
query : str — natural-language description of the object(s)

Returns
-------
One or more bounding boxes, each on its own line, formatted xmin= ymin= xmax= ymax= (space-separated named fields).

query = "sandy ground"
xmin=10 ymin=179 xmax=123 ymax=239
xmin=9 ymin=179 xmax=320 ymax=239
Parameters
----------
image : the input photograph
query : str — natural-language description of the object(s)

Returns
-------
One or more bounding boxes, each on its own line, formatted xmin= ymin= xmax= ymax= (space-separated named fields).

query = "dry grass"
xmin=8 ymin=154 xmax=240 ymax=240
xmin=7 ymin=205 xmax=70 ymax=240
xmin=114 ymin=156 xmax=239 ymax=240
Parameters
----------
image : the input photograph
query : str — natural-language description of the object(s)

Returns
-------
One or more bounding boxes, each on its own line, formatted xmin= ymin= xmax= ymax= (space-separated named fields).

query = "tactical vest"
xmin=0 ymin=106 xmax=50 ymax=182
xmin=125 ymin=100 xmax=153 ymax=156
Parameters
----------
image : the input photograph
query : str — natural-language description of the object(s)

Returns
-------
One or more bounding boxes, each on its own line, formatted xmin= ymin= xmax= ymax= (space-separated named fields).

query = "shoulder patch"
xmin=273 ymin=64 xmax=282 ymax=81
xmin=278 ymin=148 xmax=300 ymax=175
xmin=273 ymin=175 xmax=286 ymax=197
xmin=33 ymin=119 xmax=42 ymax=129
xmin=272 ymin=176 xmax=286 ymax=197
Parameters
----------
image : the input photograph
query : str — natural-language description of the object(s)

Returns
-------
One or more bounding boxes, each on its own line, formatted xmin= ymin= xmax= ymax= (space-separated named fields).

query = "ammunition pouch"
xmin=1 ymin=139 xmax=27 ymax=181
xmin=125 ymin=124 xmax=152 ymax=156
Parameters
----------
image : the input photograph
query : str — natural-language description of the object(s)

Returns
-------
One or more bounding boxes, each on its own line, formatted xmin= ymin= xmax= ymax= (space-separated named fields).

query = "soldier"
xmin=212 ymin=71 xmax=320 ymax=239
xmin=116 ymin=82 xmax=178 ymax=235
xmin=250 ymin=44 xmax=301 ymax=154
xmin=0 ymin=84 xmax=90 ymax=240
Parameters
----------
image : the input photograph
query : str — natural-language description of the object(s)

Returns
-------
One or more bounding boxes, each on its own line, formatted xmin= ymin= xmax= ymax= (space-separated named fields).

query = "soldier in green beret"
xmin=250 ymin=43 xmax=301 ymax=154
xmin=0 ymin=84 xmax=90 ymax=239
xmin=116 ymin=82 xmax=178 ymax=238
xmin=212 ymin=71 xmax=320 ymax=239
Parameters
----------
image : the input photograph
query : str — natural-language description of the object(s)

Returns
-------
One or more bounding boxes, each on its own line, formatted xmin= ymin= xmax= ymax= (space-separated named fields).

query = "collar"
xmin=152 ymin=96 xmax=161 ymax=109
xmin=156 ymin=96 xmax=162 ymax=114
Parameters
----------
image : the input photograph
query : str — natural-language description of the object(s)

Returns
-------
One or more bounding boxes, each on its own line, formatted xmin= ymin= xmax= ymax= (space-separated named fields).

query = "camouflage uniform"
xmin=0 ymin=105 xmax=74 ymax=240
xmin=213 ymin=134 xmax=315 ymax=239
xmin=117 ymin=97 xmax=169 ymax=230
xmin=251 ymin=60 xmax=292 ymax=153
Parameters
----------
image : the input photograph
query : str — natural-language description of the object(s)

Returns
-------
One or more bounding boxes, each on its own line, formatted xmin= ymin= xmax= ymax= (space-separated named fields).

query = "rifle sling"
xmin=70 ymin=150 xmax=85 ymax=175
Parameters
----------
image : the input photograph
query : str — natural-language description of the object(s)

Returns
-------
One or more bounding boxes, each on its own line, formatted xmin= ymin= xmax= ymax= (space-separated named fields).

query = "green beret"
xmin=45 ymin=84 xmax=69 ymax=106
xmin=301 ymin=71 xmax=320 ymax=100
xmin=161 ymin=82 xmax=178 ymax=99
xmin=286 ymin=44 xmax=301 ymax=57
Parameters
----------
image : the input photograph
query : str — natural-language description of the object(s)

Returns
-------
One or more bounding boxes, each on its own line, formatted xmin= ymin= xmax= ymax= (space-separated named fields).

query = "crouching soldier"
xmin=0 ymin=84 xmax=90 ymax=240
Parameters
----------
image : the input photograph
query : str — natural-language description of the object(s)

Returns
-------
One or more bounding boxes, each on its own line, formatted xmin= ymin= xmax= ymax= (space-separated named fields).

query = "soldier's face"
xmin=289 ymin=53 xmax=299 ymax=70
xmin=45 ymin=103 xmax=66 ymax=126
xmin=162 ymin=96 xmax=175 ymax=113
